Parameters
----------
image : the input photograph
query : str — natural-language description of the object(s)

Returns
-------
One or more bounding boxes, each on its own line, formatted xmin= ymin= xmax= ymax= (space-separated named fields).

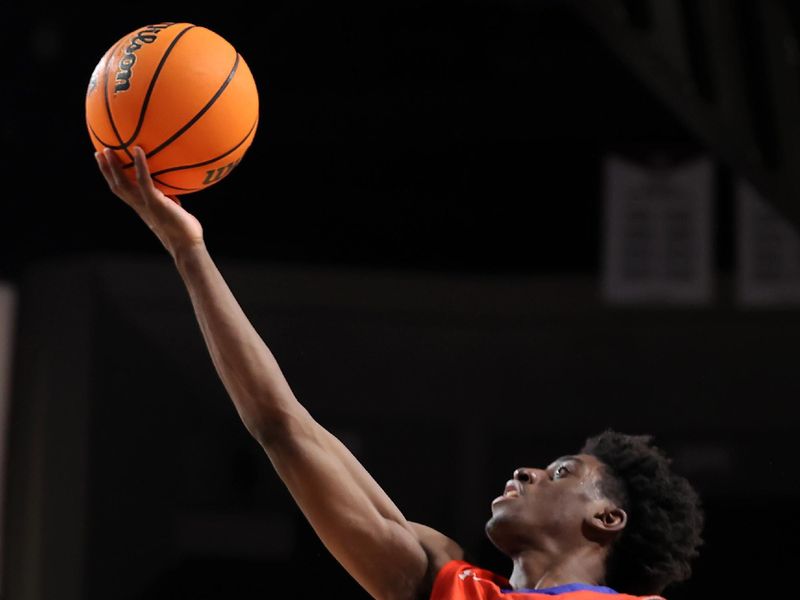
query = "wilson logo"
xmin=114 ymin=23 xmax=173 ymax=93
xmin=203 ymin=159 xmax=242 ymax=186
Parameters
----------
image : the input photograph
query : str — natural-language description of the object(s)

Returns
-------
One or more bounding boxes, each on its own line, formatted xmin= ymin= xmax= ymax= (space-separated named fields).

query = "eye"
xmin=554 ymin=465 xmax=570 ymax=479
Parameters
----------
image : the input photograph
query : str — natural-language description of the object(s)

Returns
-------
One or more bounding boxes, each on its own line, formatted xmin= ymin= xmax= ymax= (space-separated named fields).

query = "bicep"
xmin=263 ymin=409 xmax=429 ymax=600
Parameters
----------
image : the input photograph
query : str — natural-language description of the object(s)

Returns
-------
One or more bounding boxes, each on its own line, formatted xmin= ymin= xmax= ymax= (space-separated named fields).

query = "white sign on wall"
xmin=736 ymin=179 xmax=800 ymax=306
xmin=602 ymin=155 xmax=714 ymax=305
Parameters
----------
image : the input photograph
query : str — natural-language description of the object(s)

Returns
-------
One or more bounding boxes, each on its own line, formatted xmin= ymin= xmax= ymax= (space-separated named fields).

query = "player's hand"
xmin=95 ymin=146 xmax=204 ymax=259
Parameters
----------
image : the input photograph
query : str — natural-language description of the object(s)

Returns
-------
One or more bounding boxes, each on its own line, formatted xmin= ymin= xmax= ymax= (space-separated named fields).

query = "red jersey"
xmin=430 ymin=560 xmax=666 ymax=600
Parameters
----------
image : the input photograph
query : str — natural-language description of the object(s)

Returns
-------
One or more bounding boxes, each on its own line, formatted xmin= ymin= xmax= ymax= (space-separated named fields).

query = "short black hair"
xmin=580 ymin=430 xmax=704 ymax=596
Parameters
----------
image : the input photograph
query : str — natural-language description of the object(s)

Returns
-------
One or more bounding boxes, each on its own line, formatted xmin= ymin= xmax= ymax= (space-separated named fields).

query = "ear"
xmin=589 ymin=505 xmax=627 ymax=535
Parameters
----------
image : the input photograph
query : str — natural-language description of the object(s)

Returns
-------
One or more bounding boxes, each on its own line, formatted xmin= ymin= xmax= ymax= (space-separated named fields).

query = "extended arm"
xmin=95 ymin=147 xmax=461 ymax=600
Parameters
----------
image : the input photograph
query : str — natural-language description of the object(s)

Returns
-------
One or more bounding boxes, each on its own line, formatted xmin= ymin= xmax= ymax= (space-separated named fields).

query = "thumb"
xmin=166 ymin=195 xmax=182 ymax=207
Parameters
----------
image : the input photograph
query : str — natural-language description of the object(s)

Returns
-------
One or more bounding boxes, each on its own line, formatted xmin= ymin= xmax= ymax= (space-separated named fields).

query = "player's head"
xmin=485 ymin=429 xmax=704 ymax=595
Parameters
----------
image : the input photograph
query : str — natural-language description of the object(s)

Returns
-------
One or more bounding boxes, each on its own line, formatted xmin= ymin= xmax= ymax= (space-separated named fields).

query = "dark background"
xmin=4 ymin=1 xmax=800 ymax=600
xmin=3 ymin=0 xmax=707 ymax=280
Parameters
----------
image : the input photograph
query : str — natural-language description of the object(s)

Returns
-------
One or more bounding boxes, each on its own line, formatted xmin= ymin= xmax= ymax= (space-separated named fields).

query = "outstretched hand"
xmin=95 ymin=146 xmax=204 ymax=259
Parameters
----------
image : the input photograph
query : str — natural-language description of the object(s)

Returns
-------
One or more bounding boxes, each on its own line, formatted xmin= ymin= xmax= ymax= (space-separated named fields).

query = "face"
xmin=485 ymin=453 xmax=621 ymax=556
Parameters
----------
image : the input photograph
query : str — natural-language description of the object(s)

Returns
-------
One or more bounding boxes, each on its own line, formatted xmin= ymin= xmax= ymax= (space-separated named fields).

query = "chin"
xmin=485 ymin=505 xmax=538 ymax=556
xmin=485 ymin=510 xmax=518 ymax=553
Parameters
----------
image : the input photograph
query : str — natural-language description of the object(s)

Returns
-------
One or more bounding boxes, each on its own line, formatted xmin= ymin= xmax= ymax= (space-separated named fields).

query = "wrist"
xmin=172 ymin=240 xmax=209 ymax=271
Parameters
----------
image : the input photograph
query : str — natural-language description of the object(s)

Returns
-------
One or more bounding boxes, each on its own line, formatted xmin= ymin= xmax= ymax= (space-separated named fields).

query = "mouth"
xmin=491 ymin=479 xmax=523 ymax=506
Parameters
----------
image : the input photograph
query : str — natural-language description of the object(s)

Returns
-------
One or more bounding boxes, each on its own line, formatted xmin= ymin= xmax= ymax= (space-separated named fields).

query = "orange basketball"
xmin=86 ymin=22 xmax=259 ymax=195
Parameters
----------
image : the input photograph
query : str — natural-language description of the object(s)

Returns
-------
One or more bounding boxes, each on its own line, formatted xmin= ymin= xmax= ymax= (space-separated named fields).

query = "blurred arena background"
xmin=3 ymin=1 xmax=799 ymax=598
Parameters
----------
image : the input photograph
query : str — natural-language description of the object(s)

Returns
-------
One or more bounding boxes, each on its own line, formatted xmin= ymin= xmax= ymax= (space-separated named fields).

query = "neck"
xmin=507 ymin=545 xmax=608 ymax=591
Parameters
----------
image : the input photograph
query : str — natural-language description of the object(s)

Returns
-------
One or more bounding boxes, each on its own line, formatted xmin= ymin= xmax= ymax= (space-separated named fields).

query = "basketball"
xmin=86 ymin=22 xmax=259 ymax=195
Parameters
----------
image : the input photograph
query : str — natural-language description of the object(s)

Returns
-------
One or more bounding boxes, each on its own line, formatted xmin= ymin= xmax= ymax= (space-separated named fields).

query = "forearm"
xmin=173 ymin=242 xmax=298 ymax=441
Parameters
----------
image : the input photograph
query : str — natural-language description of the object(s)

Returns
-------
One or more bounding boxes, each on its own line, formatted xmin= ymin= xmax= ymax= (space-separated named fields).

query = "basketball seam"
xmin=150 ymin=117 xmax=258 ymax=177
xmin=151 ymin=176 xmax=202 ymax=192
xmin=122 ymin=50 xmax=243 ymax=169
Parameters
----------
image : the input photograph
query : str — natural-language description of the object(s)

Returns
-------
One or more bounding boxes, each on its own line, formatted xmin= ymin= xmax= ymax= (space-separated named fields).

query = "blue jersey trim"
xmin=501 ymin=583 xmax=619 ymax=595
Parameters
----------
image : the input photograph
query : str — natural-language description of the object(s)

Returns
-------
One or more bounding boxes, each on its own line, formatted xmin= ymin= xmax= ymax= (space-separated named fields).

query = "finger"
xmin=132 ymin=147 xmax=158 ymax=196
xmin=99 ymin=148 xmax=146 ymax=212
xmin=94 ymin=150 xmax=117 ymax=189
xmin=167 ymin=195 xmax=182 ymax=207
xmin=103 ymin=148 xmax=133 ymax=192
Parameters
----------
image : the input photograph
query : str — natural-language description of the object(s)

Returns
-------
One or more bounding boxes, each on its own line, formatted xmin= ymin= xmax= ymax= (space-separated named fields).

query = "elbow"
xmin=227 ymin=383 xmax=306 ymax=447
xmin=247 ymin=403 xmax=311 ymax=449
xmin=247 ymin=410 xmax=292 ymax=447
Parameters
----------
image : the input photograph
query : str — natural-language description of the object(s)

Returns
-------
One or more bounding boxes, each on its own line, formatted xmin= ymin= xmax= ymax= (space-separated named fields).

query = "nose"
xmin=513 ymin=467 xmax=537 ymax=484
